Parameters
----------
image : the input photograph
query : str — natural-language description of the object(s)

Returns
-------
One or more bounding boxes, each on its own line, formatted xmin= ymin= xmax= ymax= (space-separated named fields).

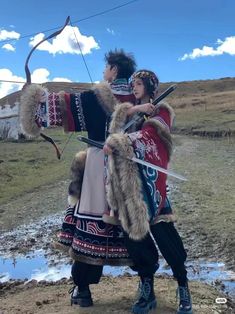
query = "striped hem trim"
xmin=69 ymin=248 xmax=133 ymax=266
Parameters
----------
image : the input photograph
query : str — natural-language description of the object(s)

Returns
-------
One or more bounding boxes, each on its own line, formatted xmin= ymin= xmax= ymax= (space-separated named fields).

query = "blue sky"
xmin=0 ymin=0 xmax=234 ymax=98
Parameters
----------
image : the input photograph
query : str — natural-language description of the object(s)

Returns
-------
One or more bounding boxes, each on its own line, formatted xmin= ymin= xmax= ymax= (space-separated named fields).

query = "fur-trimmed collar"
xmin=108 ymin=100 xmax=175 ymax=135
xmin=92 ymin=82 xmax=119 ymax=114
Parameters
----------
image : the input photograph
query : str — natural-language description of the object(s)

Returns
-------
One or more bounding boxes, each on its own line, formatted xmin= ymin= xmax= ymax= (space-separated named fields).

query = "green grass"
xmin=0 ymin=129 xmax=86 ymax=205
xmin=170 ymin=136 xmax=235 ymax=268
xmin=174 ymin=108 xmax=235 ymax=136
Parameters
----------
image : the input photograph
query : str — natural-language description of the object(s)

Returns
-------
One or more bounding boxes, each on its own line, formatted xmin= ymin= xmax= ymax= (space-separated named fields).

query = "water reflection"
xmin=0 ymin=251 xmax=234 ymax=299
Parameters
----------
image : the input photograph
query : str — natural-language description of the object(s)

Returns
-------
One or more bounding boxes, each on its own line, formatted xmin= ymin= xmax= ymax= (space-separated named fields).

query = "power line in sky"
xmin=0 ymin=79 xmax=25 ymax=84
xmin=0 ymin=0 xmax=139 ymax=45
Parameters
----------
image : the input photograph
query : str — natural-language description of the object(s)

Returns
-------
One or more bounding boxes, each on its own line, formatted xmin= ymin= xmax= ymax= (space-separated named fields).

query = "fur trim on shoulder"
xmin=106 ymin=133 xmax=150 ymax=240
xmin=142 ymin=118 xmax=173 ymax=157
xmin=20 ymin=84 xmax=47 ymax=137
xmin=92 ymin=82 xmax=118 ymax=114
xmin=109 ymin=102 xmax=133 ymax=133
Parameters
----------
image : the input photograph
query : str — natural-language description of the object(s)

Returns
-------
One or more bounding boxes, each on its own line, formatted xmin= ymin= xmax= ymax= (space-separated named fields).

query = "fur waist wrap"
xmin=105 ymin=102 xmax=175 ymax=240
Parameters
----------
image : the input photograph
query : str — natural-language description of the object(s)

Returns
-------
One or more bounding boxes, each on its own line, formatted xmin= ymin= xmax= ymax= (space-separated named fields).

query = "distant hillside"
xmin=0 ymin=77 xmax=235 ymax=137
xmin=159 ymin=77 xmax=235 ymax=137
xmin=159 ymin=77 xmax=235 ymax=110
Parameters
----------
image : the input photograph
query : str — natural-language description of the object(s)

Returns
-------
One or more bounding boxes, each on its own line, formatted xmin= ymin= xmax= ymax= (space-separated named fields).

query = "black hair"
xmin=104 ymin=49 xmax=136 ymax=80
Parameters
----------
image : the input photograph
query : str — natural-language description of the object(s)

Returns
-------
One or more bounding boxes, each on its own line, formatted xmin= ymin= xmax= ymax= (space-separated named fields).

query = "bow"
xmin=25 ymin=16 xmax=70 ymax=84
xmin=24 ymin=16 xmax=70 ymax=159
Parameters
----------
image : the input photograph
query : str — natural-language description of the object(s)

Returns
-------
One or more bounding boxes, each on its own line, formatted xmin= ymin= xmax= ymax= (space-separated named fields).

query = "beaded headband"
xmin=130 ymin=70 xmax=159 ymax=92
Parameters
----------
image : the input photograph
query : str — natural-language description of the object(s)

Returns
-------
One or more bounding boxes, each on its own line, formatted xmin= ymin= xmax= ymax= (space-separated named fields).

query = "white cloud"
xmin=0 ymin=29 xmax=20 ymax=41
xmin=179 ymin=36 xmax=235 ymax=61
xmin=2 ymin=43 xmax=15 ymax=51
xmin=52 ymin=77 xmax=72 ymax=82
xmin=106 ymin=28 xmax=115 ymax=35
xmin=0 ymin=68 xmax=73 ymax=98
xmin=31 ymin=68 xmax=50 ymax=83
xmin=0 ymin=69 xmax=25 ymax=99
xmin=29 ymin=25 xmax=99 ymax=55
xmin=31 ymin=69 xmax=72 ymax=83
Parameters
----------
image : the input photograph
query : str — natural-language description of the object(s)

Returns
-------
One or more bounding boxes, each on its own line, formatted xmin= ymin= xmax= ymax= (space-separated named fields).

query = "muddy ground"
xmin=0 ymin=276 xmax=234 ymax=314
xmin=0 ymin=135 xmax=235 ymax=313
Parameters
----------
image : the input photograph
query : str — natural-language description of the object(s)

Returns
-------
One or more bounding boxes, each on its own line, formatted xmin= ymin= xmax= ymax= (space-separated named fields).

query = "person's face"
xmin=103 ymin=64 xmax=117 ymax=82
xmin=132 ymin=78 xmax=147 ymax=100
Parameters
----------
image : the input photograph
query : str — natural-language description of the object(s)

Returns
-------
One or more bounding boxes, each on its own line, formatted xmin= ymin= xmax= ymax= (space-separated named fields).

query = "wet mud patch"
xmin=0 ymin=213 xmax=235 ymax=302
xmin=0 ymin=135 xmax=234 ymax=313
xmin=0 ymin=276 xmax=234 ymax=314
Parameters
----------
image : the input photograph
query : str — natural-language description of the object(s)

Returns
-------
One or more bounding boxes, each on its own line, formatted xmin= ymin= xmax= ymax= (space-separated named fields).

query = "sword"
xmin=122 ymin=84 xmax=177 ymax=132
xmin=77 ymin=136 xmax=187 ymax=181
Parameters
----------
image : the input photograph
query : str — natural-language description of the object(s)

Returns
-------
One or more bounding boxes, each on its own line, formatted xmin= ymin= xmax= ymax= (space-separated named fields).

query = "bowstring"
xmin=59 ymin=19 xmax=95 ymax=157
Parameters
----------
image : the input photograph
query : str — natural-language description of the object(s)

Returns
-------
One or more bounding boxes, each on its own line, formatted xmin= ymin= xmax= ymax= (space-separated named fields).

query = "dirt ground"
xmin=0 ymin=135 xmax=235 ymax=313
xmin=1 ymin=135 xmax=234 ymax=267
xmin=0 ymin=276 xmax=234 ymax=314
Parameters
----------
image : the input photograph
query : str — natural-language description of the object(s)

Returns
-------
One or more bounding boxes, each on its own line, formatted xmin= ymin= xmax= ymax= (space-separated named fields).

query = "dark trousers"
xmin=124 ymin=222 xmax=188 ymax=285
xmin=71 ymin=222 xmax=187 ymax=287
xmin=71 ymin=261 xmax=103 ymax=288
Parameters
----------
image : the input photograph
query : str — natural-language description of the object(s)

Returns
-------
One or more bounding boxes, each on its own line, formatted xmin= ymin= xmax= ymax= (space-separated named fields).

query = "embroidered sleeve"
xmin=64 ymin=93 xmax=87 ymax=132
xmin=61 ymin=90 xmax=108 ymax=140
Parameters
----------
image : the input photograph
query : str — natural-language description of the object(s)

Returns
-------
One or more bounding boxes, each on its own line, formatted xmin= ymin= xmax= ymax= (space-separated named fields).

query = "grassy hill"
xmin=0 ymin=77 xmax=234 ymax=205
xmin=158 ymin=77 xmax=235 ymax=137
xmin=1 ymin=77 xmax=235 ymax=137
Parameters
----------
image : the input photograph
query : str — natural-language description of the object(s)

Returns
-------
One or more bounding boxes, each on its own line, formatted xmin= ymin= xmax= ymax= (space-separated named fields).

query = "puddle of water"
xmin=0 ymin=251 xmax=131 ymax=282
xmin=0 ymin=253 xmax=47 ymax=282
xmin=0 ymin=212 xmax=234 ymax=300
xmin=158 ymin=260 xmax=235 ymax=299
xmin=0 ymin=251 xmax=234 ymax=300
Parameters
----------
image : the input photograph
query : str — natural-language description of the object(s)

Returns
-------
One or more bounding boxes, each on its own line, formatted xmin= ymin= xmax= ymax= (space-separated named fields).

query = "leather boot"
xmin=132 ymin=276 xmax=157 ymax=314
xmin=69 ymin=285 xmax=93 ymax=307
xmin=176 ymin=283 xmax=193 ymax=314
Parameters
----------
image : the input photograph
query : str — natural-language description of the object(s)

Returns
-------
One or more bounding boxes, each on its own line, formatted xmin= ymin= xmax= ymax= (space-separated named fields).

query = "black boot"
xmin=176 ymin=283 xmax=193 ymax=314
xmin=132 ymin=276 xmax=157 ymax=314
xmin=69 ymin=285 xmax=93 ymax=307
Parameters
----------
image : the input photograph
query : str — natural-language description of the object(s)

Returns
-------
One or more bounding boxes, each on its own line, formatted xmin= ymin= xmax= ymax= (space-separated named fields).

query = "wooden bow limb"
xmin=25 ymin=16 xmax=70 ymax=84
xmin=24 ymin=16 xmax=70 ymax=159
